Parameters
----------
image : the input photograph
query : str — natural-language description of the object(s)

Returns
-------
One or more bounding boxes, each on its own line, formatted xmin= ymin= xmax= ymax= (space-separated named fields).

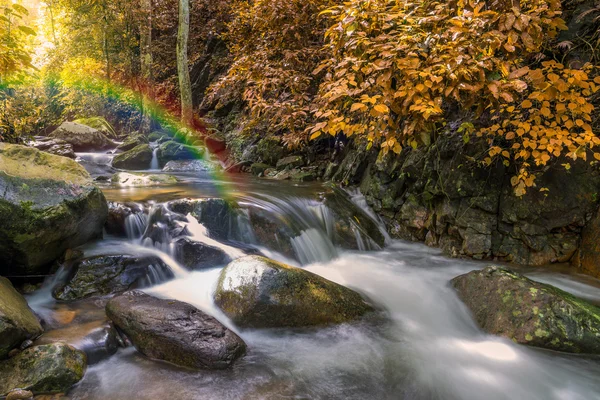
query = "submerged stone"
xmin=451 ymin=266 xmax=600 ymax=354
xmin=52 ymin=255 xmax=174 ymax=301
xmin=0 ymin=144 xmax=108 ymax=276
xmin=0 ymin=343 xmax=86 ymax=395
xmin=214 ymin=255 xmax=374 ymax=328
xmin=0 ymin=277 xmax=43 ymax=359
xmin=106 ymin=291 xmax=246 ymax=369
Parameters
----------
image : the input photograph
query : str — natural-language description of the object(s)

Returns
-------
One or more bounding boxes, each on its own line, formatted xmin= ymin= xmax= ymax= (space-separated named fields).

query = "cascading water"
xmin=23 ymin=166 xmax=600 ymax=400
xmin=150 ymin=147 xmax=159 ymax=170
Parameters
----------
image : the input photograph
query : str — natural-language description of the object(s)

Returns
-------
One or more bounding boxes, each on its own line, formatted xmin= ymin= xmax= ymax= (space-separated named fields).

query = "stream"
xmin=25 ymin=151 xmax=600 ymax=400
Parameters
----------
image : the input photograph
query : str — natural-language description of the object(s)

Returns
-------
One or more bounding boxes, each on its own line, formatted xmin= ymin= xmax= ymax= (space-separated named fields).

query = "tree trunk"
xmin=177 ymin=0 xmax=193 ymax=126
xmin=140 ymin=0 xmax=153 ymax=133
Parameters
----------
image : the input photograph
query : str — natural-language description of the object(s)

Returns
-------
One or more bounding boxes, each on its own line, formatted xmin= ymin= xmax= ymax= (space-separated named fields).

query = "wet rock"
xmin=323 ymin=186 xmax=386 ymax=249
xmin=116 ymin=135 xmax=149 ymax=152
xmin=0 ymin=144 xmax=108 ymax=276
xmin=34 ymin=321 xmax=119 ymax=365
xmin=0 ymin=277 xmax=43 ymax=359
xmin=291 ymin=171 xmax=315 ymax=182
xmin=168 ymin=198 xmax=239 ymax=241
xmin=246 ymin=208 xmax=296 ymax=259
xmin=157 ymin=141 xmax=205 ymax=166
xmin=214 ymin=255 xmax=374 ymax=328
xmin=204 ymin=135 xmax=226 ymax=154
xmin=250 ymin=163 xmax=270 ymax=176
xmin=276 ymin=155 xmax=304 ymax=170
xmin=112 ymin=144 xmax=153 ymax=170
xmin=72 ymin=117 xmax=118 ymax=139
xmin=0 ymin=343 xmax=86 ymax=395
xmin=162 ymin=159 xmax=218 ymax=173
xmin=6 ymin=388 xmax=33 ymax=400
xmin=106 ymin=291 xmax=246 ymax=369
xmin=30 ymin=138 xmax=75 ymax=159
xmin=52 ymin=255 xmax=174 ymax=301
xmin=572 ymin=207 xmax=600 ymax=279
xmin=105 ymin=202 xmax=145 ymax=236
xmin=111 ymin=172 xmax=179 ymax=187
xmin=451 ymin=266 xmax=600 ymax=354
xmin=173 ymin=237 xmax=229 ymax=269
xmin=49 ymin=122 xmax=116 ymax=151
xmin=148 ymin=131 xmax=170 ymax=142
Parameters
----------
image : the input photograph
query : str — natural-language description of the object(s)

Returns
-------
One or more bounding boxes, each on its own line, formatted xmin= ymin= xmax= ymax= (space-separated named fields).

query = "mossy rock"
xmin=112 ymin=144 xmax=153 ymax=170
xmin=49 ymin=122 xmax=116 ymax=151
xmin=0 ymin=144 xmax=108 ymax=276
xmin=157 ymin=140 xmax=205 ymax=167
xmin=214 ymin=255 xmax=374 ymax=328
xmin=451 ymin=266 xmax=600 ymax=354
xmin=73 ymin=117 xmax=118 ymax=139
xmin=116 ymin=135 xmax=149 ymax=152
xmin=0 ymin=343 xmax=86 ymax=395
xmin=0 ymin=277 xmax=43 ymax=359
xmin=276 ymin=155 xmax=304 ymax=170
xmin=111 ymin=172 xmax=179 ymax=187
xmin=250 ymin=163 xmax=271 ymax=176
xmin=106 ymin=291 xmax=246 ymax=369
xmin=52 ymin=255 xmax=174 ymax=301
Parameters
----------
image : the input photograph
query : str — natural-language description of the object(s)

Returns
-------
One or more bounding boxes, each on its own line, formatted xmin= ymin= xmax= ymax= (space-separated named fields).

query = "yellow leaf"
xmin=521 ymin=100 xmax=533 ymax=109
xmin=374 ymin=104 xmax=389 ymax=114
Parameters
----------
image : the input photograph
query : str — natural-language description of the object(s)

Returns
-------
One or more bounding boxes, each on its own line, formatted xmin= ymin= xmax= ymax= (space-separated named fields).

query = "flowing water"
xmin=26 ymin=155 xmax=600 ymax=400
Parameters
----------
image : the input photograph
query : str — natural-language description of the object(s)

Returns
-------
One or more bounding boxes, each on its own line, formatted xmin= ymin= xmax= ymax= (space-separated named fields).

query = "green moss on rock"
xmin=214 ymin=255 xmax=374 ymax=328
xmin=0 ymin=343 xmax=86 ymax=395
xmin=112 ymin=144 xmax=153 ymax=170
xmin=451 ymin=266 xmax=600 ymax=354
xmin=0 ymin=277 xmax=43 ymax=359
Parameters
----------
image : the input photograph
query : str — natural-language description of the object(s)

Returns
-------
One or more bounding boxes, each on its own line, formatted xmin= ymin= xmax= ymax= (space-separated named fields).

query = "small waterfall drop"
xmin=150 ymin=147 xmax=159 ymax=170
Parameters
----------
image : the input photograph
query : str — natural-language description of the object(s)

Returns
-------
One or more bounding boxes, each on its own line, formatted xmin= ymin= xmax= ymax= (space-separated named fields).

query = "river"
xmin=26 ymin=151 xmax=600 ymax=400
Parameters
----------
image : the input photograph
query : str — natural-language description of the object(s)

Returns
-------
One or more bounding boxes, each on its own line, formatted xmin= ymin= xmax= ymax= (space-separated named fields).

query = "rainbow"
xmin=1 ymin=72 xmax=237 ymax=198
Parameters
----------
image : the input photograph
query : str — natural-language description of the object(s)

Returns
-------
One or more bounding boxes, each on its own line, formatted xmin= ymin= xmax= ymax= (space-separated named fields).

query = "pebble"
xmin=6 ymin=389 xmax=33 ymax=400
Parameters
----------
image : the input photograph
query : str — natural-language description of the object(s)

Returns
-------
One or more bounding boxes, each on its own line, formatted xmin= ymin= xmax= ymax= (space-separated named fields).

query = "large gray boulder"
xmin=0 ymin=144 xmax=108 ymax=276
xmin=30 ymin=137 xmax=75 ymax=159
xmin=49 ymin=121 xmax=116 ymax=151
xmin=0 ymin=277 xmax=43 ymax=359
xmin=451 ymin=266 xmax=600 ymax=354
xmin=53 ymin=255 xmax=174 ymax=301
xmin=112 ymin=144 xmax=153 ymax=170
xmin=106 ymin=291 xmax=246 ymax=369
xmin=0 ymin=343 xmax=86 ymax=395
xmin=214 ymin=255 xmax=374 ymax=328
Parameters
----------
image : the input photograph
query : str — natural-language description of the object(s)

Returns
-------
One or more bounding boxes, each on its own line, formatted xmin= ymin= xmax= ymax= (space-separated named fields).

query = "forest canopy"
xmin=0 ymin=0 xmax=599 ymax=195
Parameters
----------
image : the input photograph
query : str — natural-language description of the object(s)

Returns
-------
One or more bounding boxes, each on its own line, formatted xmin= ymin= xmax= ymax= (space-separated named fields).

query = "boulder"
xmin=30 ymin=138 xmax=75 ymax=159
xmin=49 ymin=122 xmax=116 ymax=151
xmin=111 ymin=172 xmax=178 ymax=187
xmin=0 ymin=343 xmax=86 ymax=395
xmin=291 ymin=171 xmax=316 ymax=182
xmin=162 ymin=160 xmax=219 ymax=173
xmin=116 ymin=135 xmax=149 ymax=152
xmin=112 ymin=144 xmax=153 ymax=170
xmin=106 ymin=291 xmax=246 ymax=369
xmin=451 ymin=266 xmax=600 ymax=354
xmin=34 ymin=321 xmax=119 ymax=365
xmin=105 ymin=202 xmax=145 ymax=236
xmin=157 ymin=140 xmax=205 ymax=166
xmin=73 ymin=117 xmax=118 ymax=139
xmin=276 ymin=155 xmax=304 ymax=170
xmin=168 ymin=198 xmax=238 ymax=241
xmin=53 ymin=255 xmax=174 ymax=301
xmin=173 ymin=237 xmax=229 ymax=269
xmin=0 ymin=277 xmax=43 ymax=359
xmin=214 ymin=255 xmax=374 ymax=328
xmin=250 ymin=163 xmax=270 ymax=176
xmin=0 ymin=144 xmax=108 ymax=276
xmin=148 ymin=131 xmax=170 ymax=142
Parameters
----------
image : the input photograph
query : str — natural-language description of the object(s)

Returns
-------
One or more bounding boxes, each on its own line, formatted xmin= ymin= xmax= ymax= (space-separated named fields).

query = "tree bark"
xmin=177 ymin=0 xmax=193 ymax=126
xmin=140 ymin=0 xmax=153 ymax=133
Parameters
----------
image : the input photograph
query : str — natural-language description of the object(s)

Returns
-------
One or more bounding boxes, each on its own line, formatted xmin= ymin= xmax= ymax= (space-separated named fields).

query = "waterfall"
xmin=150 ymin=148 xmax=159 ymax=170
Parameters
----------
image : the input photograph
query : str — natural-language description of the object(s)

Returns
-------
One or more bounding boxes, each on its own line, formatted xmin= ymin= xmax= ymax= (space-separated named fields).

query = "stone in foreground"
xmin=0 ymin=343 xmax=86 ymax=395
xmin=451 ymin=266 xmax=600 ymax=354
xmin=112 ymin=144 xmax=153 ymax=170
xmin=106 ymin=291 xmax=246 ymax=369
xmin=214 ymin=255 xmax=374 ymax=328
xmin=0 ymin=144 xmax=108 ymax=276
xmin=0 ymin=277 xmax=43 ymax=359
